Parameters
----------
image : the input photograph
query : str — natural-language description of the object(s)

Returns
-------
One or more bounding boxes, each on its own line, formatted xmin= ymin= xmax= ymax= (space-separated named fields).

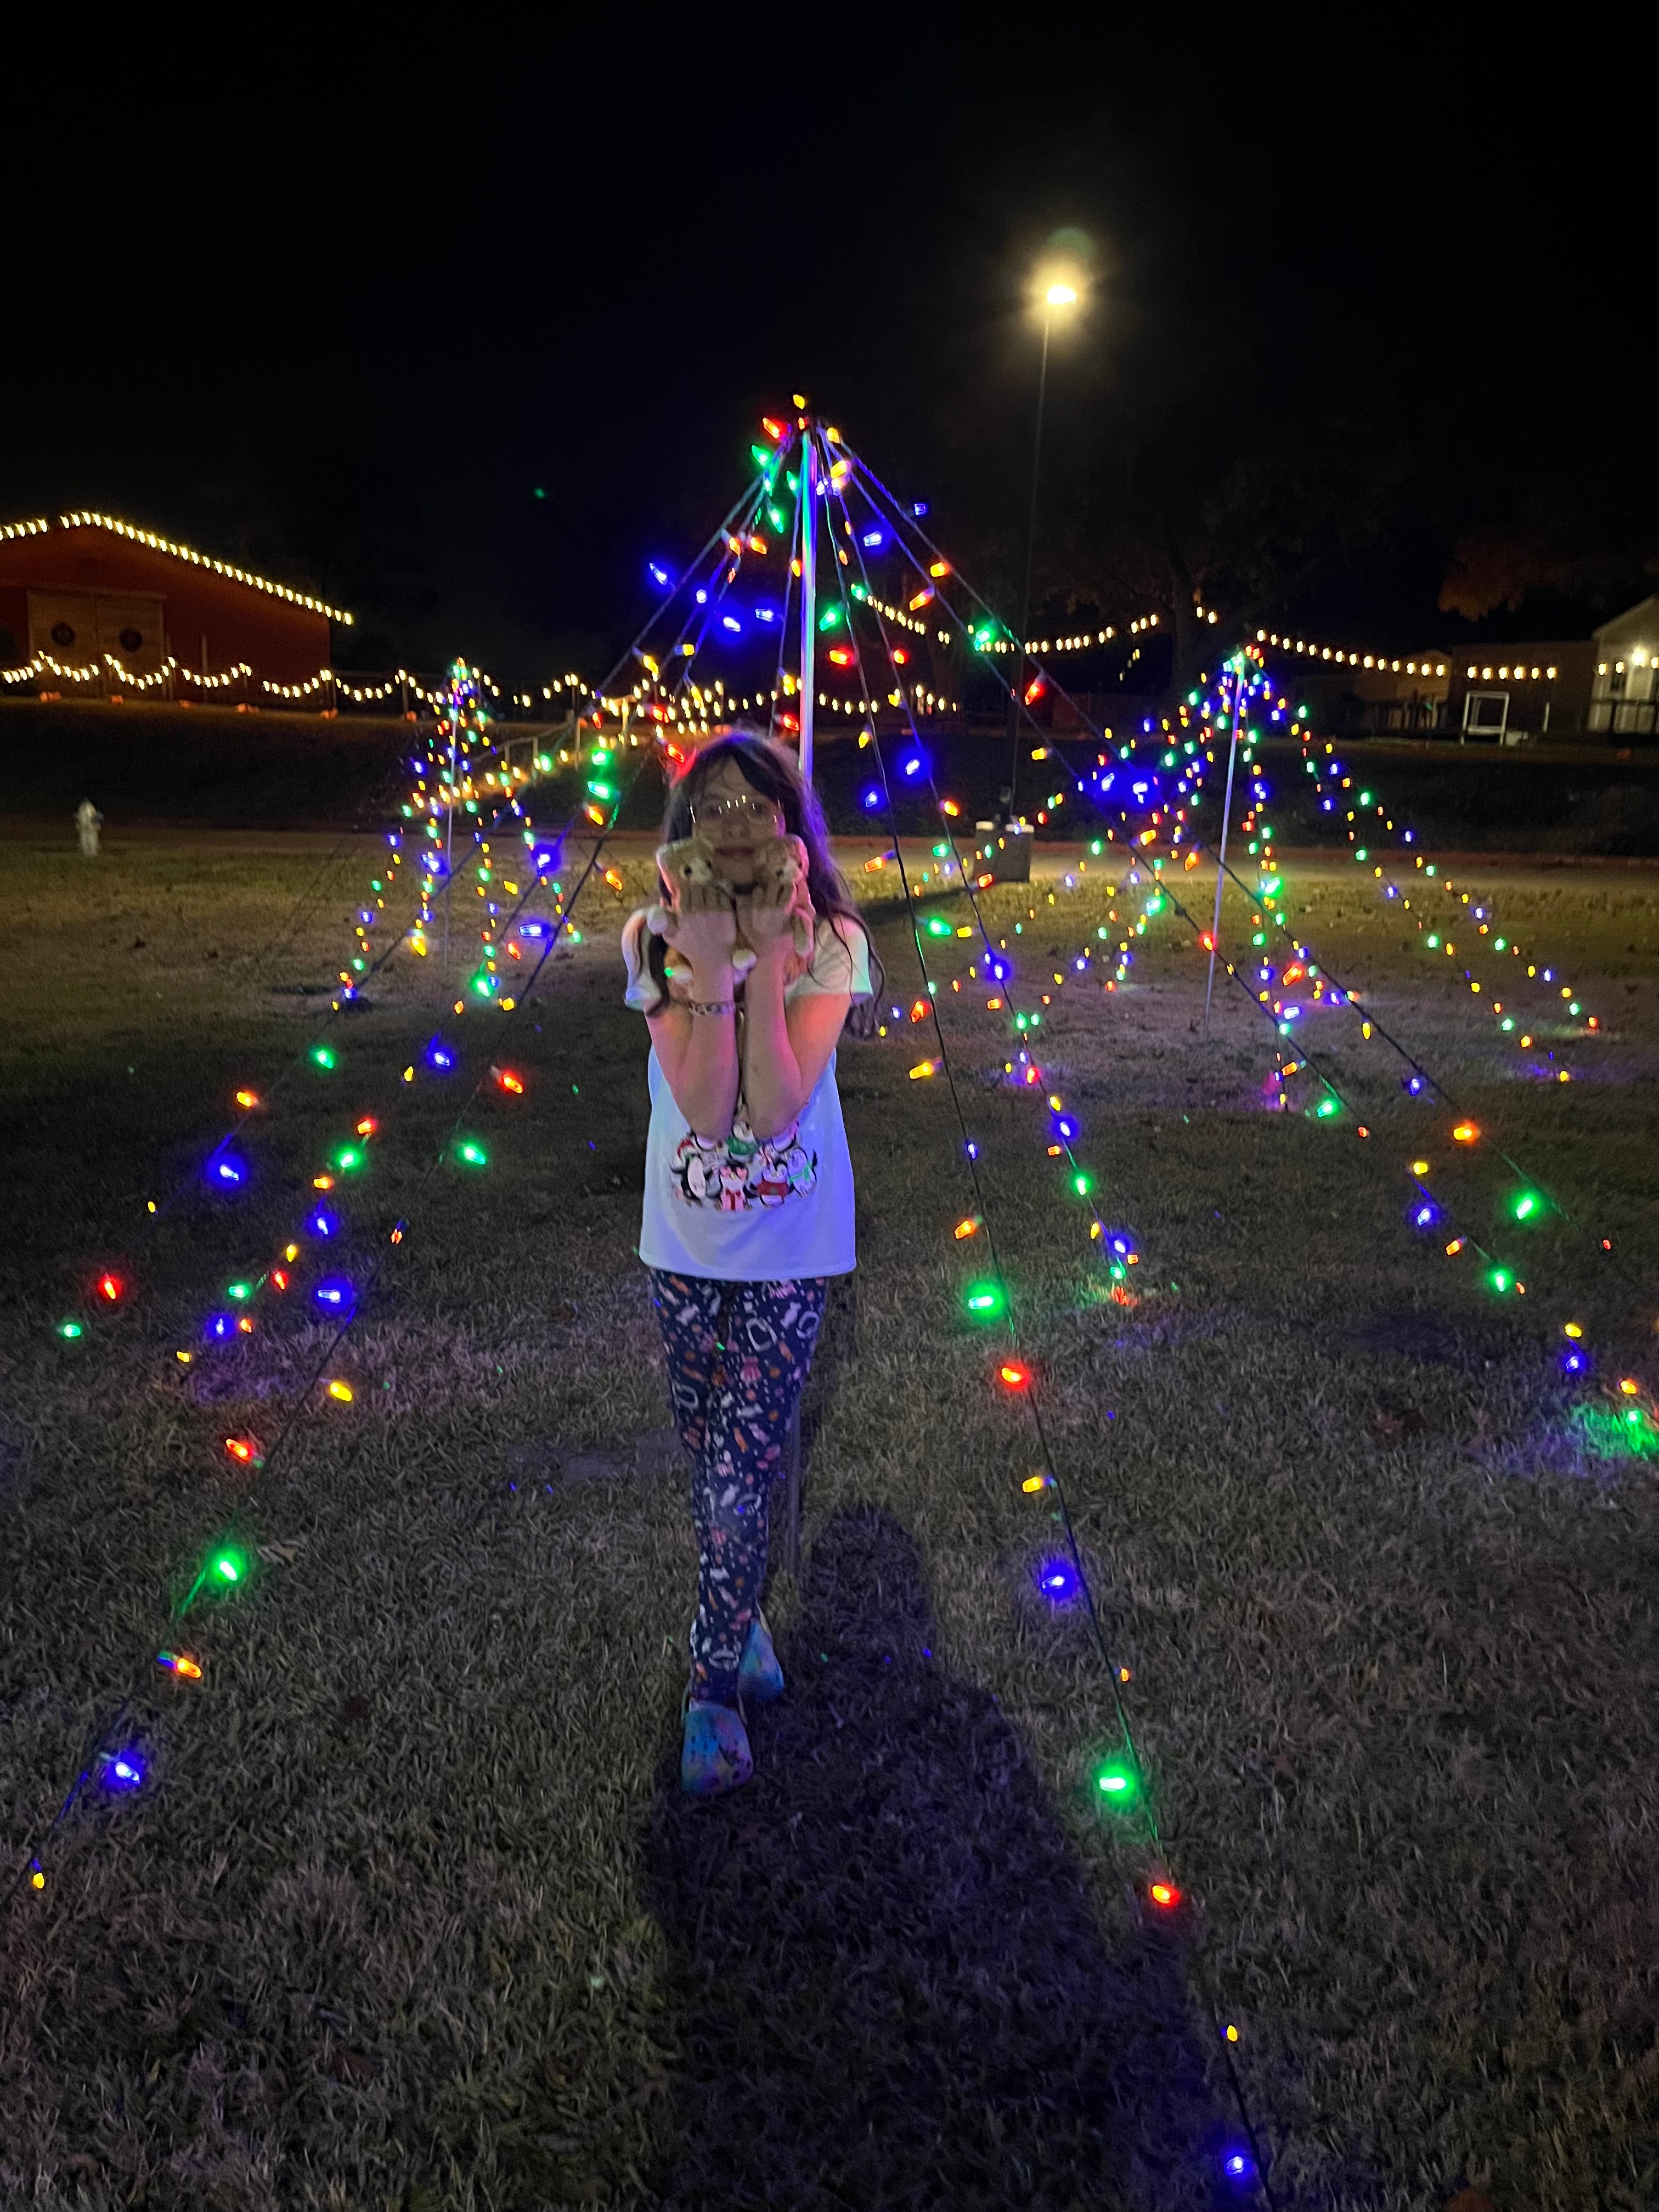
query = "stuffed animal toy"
xmin=648 ymin=833 xmax=813 ymax=975
xmin=746 ymin=834 xmax=814 ymax=960
xmin=647 ymin=836 xmax=757 ymax=980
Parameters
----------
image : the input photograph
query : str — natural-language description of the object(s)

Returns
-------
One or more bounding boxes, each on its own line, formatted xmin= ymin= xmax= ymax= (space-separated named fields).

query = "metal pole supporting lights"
xmin=1007 ymin=271 xmax=1082 ymax=814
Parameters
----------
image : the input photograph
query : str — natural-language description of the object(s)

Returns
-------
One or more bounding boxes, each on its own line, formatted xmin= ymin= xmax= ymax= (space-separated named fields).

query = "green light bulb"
xmin=214 ymin=1551 xmax=244 ymax=1584
xmin=227 ymin=1281 xmax=252 ymax=1302
xmin=57 ymin=1319 xmax=84 ymax=1340
xmin=1489 ymin=1267 xmax=1514 ymax=1295
xmin=311 ymin=1045 xmax=336 ymax=1071
xmin=335 ymin=1147 xmax=363 ymax=1174
xmin=964 ymin=1282 xmax=1005 ymax=1321
xmin=1512 ymin=1192 xmax=1538 ymax=1221
xmin=1095 ymin=1761 xmax=1137 ymax=1804
xmin=458 ymin=1141 xmax=488 ymax=1167
xmin=1073 ymin=1173 xmax=1092 ymax=1197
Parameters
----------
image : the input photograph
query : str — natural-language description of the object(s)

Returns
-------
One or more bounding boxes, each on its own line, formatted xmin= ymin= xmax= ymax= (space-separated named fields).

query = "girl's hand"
xmin=661 ymin=877 xmax=737 ymax=979
xmin=738 ymin=875 xmax=799 ymax=951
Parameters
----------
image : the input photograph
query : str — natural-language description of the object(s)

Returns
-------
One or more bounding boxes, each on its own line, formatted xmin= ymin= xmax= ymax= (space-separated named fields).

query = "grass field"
xmin=2 ymin=821 xmax=1658 ymax=2211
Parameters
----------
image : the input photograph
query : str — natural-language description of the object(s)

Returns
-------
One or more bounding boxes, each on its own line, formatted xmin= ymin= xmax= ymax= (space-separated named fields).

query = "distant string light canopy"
xmin=1258 ymin=630 xmax=1451 ymax=678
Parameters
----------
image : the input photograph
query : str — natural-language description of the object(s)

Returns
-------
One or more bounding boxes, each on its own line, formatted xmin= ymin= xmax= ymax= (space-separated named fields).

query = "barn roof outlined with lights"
xmin=0 ymin=512 xmax=351 ymax=698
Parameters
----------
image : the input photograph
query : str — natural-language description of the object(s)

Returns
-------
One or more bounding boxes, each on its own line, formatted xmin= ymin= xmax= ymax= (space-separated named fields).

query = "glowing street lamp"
xmin=1008 ymin=264 xmax=1085 ymax=810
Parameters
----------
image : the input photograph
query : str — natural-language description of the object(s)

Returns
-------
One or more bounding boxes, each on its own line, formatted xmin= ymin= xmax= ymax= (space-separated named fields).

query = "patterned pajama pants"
xmin=648 ymin=1268 xmax=828 ymax=1701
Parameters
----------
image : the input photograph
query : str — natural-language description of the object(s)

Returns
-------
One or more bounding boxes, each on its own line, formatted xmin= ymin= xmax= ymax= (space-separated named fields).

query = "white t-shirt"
xmin=628 ymin=914 xmax=872 ymax=1282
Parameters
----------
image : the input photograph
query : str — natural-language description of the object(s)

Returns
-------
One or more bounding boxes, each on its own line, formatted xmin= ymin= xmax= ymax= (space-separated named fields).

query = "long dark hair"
xmin=650 ymin=727 xmax=883 ymax=1034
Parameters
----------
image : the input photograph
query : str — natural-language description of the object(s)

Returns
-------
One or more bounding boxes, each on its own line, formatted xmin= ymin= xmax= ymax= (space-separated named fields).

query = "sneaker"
xmin=681 ymin=1699 xmax=753 ymax=1797
xmin=740 ymin=1609 xmax=785 ymax=1704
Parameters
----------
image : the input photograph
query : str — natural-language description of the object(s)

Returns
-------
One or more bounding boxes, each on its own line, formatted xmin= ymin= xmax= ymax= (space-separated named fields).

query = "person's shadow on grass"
xmin=642 ymin=1504 xmax=1229 ymax=2211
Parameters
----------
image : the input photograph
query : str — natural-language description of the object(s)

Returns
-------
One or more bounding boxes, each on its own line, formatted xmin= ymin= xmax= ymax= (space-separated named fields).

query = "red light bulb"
xmin=98 ymin=1272 xmax=123 ymax=1302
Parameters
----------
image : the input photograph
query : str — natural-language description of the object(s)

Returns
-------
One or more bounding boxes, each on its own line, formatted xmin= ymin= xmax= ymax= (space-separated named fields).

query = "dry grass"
xmin=2 ymin=825 xmax=1658 ymax=2210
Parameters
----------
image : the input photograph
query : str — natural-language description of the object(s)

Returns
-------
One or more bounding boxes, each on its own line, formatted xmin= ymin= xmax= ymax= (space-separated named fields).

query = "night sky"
xmin=7 ymin=41 xmax=1649 ymax=686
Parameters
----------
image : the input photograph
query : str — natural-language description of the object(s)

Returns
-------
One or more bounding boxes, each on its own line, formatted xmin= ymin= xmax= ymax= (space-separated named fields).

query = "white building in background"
xmin=1589 ymin=597 xmax=1658 ymax=737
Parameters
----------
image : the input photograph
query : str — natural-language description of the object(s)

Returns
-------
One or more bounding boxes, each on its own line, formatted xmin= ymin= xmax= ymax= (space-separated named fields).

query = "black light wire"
xmin=823 ymin=434 xmax=1286 ymax=2204
xmin=815 ymin=427 xmax=1143 ymax=1760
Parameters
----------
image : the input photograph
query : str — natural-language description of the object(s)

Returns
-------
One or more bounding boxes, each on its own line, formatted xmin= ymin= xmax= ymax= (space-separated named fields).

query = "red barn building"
xmin=0 ymin=511 xmax=350 ymax=700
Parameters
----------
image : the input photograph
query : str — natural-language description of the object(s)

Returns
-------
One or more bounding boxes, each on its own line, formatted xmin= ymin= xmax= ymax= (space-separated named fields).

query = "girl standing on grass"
xmin=621 ymin=731 xmax=878 ymax=1797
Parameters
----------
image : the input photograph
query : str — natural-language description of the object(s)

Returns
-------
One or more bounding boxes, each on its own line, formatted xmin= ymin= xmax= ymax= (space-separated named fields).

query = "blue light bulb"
xmin=1037 ymin=1559 xmax=1079 ymax=1604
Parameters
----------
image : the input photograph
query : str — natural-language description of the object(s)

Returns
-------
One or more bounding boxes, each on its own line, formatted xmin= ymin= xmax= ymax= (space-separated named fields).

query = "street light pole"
xmin=1006 ymin=277 xmax=1078 ymax=813
xmin=798 ymin=425 xmax=817 ymax=788
xmin=1007 ymin=306 xmax=1054 ymax=815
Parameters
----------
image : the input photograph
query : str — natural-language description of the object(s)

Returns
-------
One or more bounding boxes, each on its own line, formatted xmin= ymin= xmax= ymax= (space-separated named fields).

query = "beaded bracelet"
xmin=685 ymin=998 xmax=736 ymax=1017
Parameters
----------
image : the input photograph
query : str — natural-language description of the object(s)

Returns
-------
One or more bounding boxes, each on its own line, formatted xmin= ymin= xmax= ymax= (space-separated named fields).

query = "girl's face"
xmin=690 ymin=755 xmax=786 ymax=886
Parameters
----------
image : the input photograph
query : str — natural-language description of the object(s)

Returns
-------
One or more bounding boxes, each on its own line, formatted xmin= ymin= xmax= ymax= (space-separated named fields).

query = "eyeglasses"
xmin=691 ymin=793 xmax=780 ymax=826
